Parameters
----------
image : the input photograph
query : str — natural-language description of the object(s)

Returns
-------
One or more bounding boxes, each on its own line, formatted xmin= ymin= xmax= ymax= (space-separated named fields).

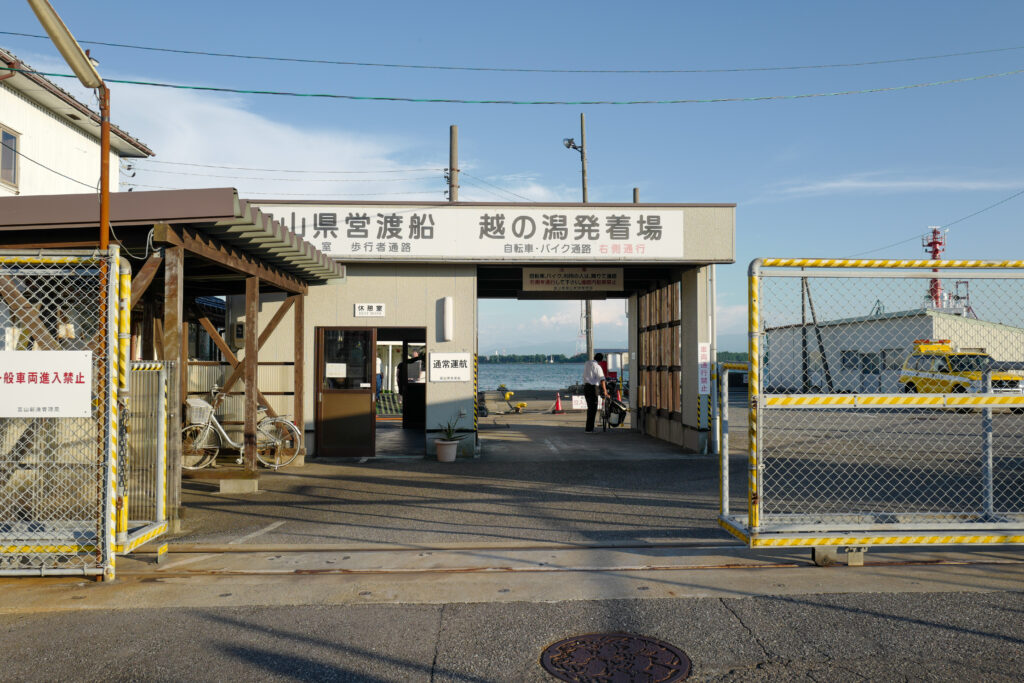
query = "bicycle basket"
xmin=186 ymin=397 xmax=214 ymax=424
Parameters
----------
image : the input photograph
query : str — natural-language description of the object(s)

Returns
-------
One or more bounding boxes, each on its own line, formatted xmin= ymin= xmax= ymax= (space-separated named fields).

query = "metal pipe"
xmin=982 ymin=368 xmax=994 ymax=519
xmin=99 ymin=84 xmax=110 ymax=250
xmin=719 ymin=364 xmax=729 ymax=517
xmin=156 ymin=364 xmax=167 ymax=523
xmin=747 ymin=259 xmax=762 ymax=532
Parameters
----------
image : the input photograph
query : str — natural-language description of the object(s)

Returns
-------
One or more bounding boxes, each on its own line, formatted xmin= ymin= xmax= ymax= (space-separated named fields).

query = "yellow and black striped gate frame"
xmin=0 ymin=249 xmax=121 ymax=578
xmin=720 ymin=258 xmax=1024 ymax=549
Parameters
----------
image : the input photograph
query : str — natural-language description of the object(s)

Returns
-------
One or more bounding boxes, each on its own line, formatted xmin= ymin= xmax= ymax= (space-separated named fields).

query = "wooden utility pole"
xmin=448 ymin=125 xmax=459 ymax=202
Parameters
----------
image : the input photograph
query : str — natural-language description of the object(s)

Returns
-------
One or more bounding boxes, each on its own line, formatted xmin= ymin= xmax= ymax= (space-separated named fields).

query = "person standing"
xmin=375 ymin=354 xmax=383 ymax=400
xmin=583 ymin=352 xmax=609 ymax=433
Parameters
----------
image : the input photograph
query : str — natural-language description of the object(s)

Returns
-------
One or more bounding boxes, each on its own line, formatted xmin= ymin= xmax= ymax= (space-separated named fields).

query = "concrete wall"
xmin=229 ymin=263 xmax=478 ymax=456
xmin=0 ymin=81 xmax=120 ymax=197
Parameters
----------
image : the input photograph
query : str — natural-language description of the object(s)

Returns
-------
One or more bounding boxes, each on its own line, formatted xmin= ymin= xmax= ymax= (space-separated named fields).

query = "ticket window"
xmin=316 ymin=327 xmax=376 ymax=457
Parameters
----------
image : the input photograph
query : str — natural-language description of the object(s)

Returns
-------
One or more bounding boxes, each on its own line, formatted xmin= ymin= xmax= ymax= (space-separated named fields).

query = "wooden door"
xmin=315 ymin=327 xmax=376 ymax=457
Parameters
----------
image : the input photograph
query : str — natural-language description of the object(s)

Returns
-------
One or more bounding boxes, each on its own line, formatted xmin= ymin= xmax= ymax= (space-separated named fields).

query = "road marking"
xmin=544 ymin=439 xmax=558 ymax=453
xmin=229 ymin=521 xmax=286 ymax=545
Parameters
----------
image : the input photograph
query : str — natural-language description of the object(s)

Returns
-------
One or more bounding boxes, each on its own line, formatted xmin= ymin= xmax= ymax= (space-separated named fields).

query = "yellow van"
xmin=898 ymin=339 xmax=1024 ymax=399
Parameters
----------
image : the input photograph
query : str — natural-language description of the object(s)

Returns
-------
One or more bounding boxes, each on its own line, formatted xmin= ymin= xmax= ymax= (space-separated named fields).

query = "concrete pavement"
xmin=2 ymin=402 xmax=1022 ymax=680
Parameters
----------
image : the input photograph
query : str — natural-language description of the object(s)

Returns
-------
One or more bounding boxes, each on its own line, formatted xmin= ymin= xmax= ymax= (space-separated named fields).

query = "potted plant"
xmin=435 ymin=414 xmax=466 ymax=462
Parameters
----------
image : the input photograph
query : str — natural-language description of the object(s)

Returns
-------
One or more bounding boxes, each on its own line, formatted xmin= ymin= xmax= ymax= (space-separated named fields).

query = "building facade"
xmin=0 ymin=47 xmax=150 ymax=197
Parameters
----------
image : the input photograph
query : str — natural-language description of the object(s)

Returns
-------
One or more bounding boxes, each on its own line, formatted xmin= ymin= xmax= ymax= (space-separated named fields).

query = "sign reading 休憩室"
xmin=255 ymin=204 xmax=684 ymax=262
xmin=0 ymin=350 xmax=92 ymax=418
xmin=523 ymin=267 xmax=623 ymax=293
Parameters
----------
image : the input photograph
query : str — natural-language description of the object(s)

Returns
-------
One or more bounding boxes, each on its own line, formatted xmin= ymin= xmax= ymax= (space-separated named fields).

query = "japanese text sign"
xmin=428 ymin=352 xmax=472 ymax=382
xmin=354 ymin=303 xmax=386 ymax=318
xmin=523 ymin=267 xmax=623 ymax=292
xmin=698 ymin=343 xmax=711 ymax=395
xmin=258 ymin=204 xmax=685 ymax=262
xmin=0 ymin=350 xmax=92 ymax=418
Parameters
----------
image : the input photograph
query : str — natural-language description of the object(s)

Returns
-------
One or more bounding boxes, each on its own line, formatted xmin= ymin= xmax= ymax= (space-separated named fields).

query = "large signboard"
xmin=0 ymin=350 xmax=92 ymax=417
xmin=257 ymin=204 xmax=684 ymax=262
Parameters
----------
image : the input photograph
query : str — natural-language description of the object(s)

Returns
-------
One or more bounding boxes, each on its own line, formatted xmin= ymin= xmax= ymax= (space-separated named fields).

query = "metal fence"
xmin=0 ymin=250 xmax=118 ymax=576
xmin=721 ymin=258 xmax=1024 ymax=549
xmin=123 ymin=361 xmax=173 ymax=552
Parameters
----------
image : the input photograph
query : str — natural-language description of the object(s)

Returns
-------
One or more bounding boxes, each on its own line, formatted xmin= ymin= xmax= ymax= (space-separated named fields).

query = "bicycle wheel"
xmin=182 ymin=424 xmax=220 ymax=469
xmin=255 ymin=418 xmax=302 ymax=469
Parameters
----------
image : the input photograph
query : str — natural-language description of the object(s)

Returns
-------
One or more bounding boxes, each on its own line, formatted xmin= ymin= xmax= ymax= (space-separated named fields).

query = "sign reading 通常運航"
xmin=0 ymin=350 xmax=92 ymax=418
xmin=256 ymin=205 xmax=684 ymax=262
xmin=428 ymin=353 xmax=472 ymax=382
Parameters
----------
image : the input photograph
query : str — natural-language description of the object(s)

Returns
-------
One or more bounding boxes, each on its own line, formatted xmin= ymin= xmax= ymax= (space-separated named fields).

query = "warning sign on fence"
xmin=0 ymin=350 xmax=92 ymax=417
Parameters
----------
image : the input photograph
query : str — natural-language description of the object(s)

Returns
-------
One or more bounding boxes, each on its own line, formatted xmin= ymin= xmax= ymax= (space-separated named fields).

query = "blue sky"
xmin=5 ymin=1 xmax=1024 ymax=353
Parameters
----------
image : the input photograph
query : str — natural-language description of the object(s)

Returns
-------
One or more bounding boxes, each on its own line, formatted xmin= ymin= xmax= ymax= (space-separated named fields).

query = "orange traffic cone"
xmin=552 ymin=393 xmax=564 ymax=414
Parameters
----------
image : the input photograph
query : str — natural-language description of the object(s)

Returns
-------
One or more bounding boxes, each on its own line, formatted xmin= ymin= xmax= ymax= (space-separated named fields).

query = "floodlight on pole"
xmin=26 ymin=0 xmax=109 ymax=250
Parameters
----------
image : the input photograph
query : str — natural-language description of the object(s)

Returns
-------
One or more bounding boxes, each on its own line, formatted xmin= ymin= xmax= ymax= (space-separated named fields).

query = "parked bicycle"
xmin=182 ymin=384 xmax=303 ymax=470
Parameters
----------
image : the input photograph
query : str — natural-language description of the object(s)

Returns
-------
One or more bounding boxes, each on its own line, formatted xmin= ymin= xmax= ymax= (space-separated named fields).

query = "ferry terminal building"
xmin=229 ymin=200 xmax=735 ymax=459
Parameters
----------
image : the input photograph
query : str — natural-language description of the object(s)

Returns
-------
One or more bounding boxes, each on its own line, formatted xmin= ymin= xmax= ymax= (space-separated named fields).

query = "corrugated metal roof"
xmin=0 ymin=187 xmax=343 ymax=285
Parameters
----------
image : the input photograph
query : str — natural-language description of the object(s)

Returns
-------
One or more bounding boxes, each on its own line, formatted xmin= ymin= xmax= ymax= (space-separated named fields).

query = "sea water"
xmin=478 ymin=363 xmax=627 ymax=391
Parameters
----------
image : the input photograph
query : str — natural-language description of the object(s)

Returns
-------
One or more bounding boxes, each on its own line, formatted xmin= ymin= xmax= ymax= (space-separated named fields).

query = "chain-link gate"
xmin=720 ymin=258 xmax=1024 ymax=549
xmin=0 ymin=249 xmax=120 ymax=577
xmin=121 ymin=361 xmax=172 ymax=554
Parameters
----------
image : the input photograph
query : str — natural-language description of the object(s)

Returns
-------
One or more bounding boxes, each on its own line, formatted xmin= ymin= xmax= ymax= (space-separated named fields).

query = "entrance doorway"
xmin=376 ymin=328 xmax=427 ymax=457
xmin=315 ymin=327 xmax=376 ymax=458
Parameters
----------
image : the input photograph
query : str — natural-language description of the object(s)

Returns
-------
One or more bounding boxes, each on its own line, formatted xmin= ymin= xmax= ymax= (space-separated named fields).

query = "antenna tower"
xmin=922 ymin=226 xmax=945 ymax=308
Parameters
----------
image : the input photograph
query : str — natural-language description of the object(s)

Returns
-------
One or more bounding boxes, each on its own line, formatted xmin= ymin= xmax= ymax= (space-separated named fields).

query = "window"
xmin=883 ymin=348 xmax=903 ymax=370
xmin=841 ymin=350 xmax=860 ymax=369
xmin=0 ymin=126 xmax=17 ymax=188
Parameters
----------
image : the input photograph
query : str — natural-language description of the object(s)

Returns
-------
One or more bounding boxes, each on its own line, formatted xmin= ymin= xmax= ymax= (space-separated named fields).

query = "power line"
xmin=1 ymin=139 xmax=95 ymax=189
xmin=847 ymin=186 xmax=1024 ymax=257
xmin=940 ymin=187 xmax=1024 ymax=228
xmin=122 ymin=182 xmax=440 ymax=198
xmin=133 ymin=159 xmax=444 ymax=173
xmin=3 ymin=29 xmax=1023 ymax=75
xmin=460 ymin=172 xmax=538 ymax=202
xmin=134 ymin=167 xmax=440 ymax=183
xmin=4 ymin=65 xmax=1023 ymax=105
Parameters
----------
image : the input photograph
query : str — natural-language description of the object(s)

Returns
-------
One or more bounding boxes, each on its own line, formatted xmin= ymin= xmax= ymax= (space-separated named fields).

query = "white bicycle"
xmin=182 ymin=384 xmax=303 ymax=470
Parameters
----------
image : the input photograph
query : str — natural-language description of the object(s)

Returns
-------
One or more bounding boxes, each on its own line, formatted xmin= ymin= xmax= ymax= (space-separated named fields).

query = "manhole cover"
xmin=540 ymin=632 xmax=691 ymax=682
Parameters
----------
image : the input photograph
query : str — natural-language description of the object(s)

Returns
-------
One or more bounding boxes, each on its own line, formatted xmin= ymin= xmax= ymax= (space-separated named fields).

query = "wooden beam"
xmin=130 ymin=252 xmax=164 ymax=308
xmin=153 ymin=222 xmax=307 ymax=295
xmin=258 ymin=295 xmax=294 ymax=348
xmin=162 ymin=244 xmax=184 ymax=522
xmin=293 ymin=294 xmax=304 ymax=446
xmin=243 ymin=276 xmax=259 ymax=472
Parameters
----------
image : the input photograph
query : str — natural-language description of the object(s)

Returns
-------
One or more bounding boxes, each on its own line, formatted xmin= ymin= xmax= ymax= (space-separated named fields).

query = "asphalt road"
xmin=1 ymin=591 xmax=1021 ymax=682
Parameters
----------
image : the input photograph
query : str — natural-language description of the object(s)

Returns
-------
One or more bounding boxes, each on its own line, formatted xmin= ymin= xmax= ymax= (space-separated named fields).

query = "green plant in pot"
xmin=435 ymin=414 xmax=466 ymax=462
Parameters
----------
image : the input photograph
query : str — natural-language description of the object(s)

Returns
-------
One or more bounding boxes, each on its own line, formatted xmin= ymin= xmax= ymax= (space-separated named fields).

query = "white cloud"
xmin=716 ymin=303 xmax=747 ymax=334
xmin=767 ymin=172 xmax=1024 ymax=200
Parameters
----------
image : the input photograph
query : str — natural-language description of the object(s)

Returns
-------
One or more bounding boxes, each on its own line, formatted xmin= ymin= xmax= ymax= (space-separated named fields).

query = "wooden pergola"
xmin=0 ymin=188 xmax=343 ymax=517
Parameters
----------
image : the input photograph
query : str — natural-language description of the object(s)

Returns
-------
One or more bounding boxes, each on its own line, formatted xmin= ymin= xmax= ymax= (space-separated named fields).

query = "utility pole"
xmin=563 ymin=114 xmax=592 ymax=360
xmin=448 ymin=125 xmax=459 ymax=202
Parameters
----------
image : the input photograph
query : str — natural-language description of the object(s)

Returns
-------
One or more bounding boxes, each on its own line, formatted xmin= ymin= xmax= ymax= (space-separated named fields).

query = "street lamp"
xmin=564 ymin=113 xmax=592 ymax=360
xmin=26 ymin=0 xmax=110 ymax=250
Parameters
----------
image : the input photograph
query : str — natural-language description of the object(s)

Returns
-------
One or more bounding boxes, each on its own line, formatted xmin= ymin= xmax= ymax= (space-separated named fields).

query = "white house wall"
xmin=0 ymin=81 xmax=119 ymax=196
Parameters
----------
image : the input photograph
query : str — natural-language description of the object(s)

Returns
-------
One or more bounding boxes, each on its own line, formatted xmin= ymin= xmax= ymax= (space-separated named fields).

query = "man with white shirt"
xmin=582 ymin=352 xmax=609 ymax=433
